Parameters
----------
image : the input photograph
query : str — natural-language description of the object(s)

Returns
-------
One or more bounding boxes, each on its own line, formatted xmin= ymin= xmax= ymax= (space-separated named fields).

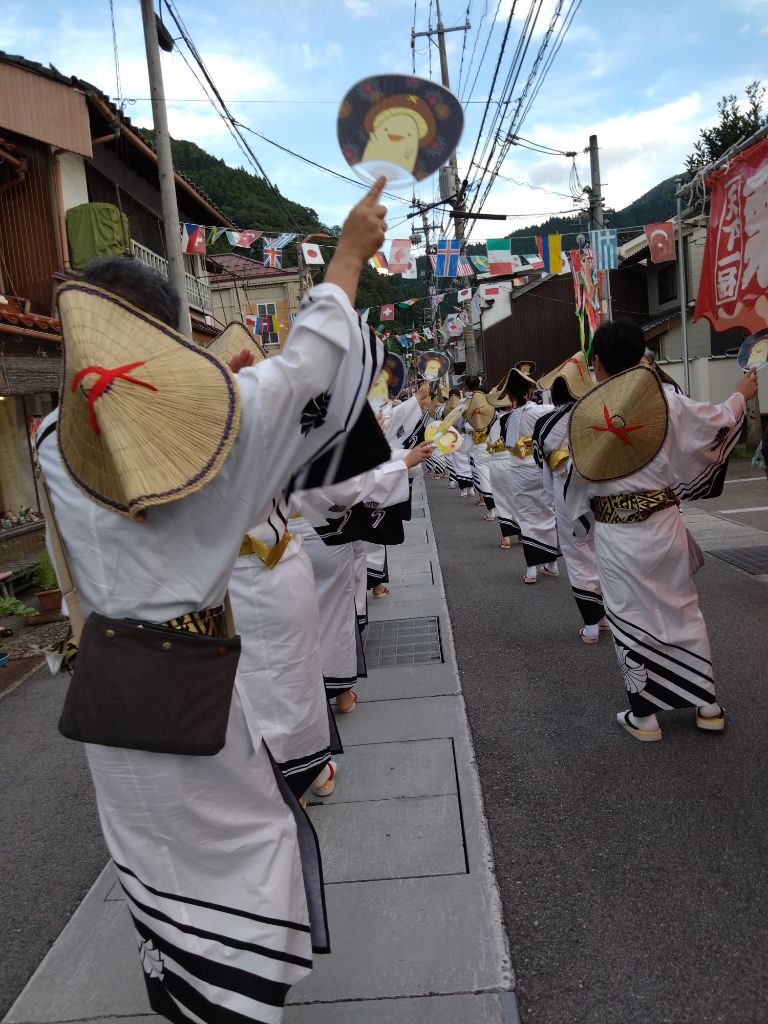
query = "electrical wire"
xmin=462 ymin=0 xmax=503 ymax=104
xmin=108 ymin=0 xmax=123 ymax=109
xmin=459 ymin=0 xmax=488 ymax=101
xmin=456 ymin=0 xmax=473 ymax=95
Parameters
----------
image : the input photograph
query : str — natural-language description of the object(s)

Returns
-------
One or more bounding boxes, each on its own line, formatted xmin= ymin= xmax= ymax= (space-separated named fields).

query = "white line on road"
xmin=718 ymin=507 xmax=768 ymax=514
xmin=725 ymin=476 xmax=766 ymax=483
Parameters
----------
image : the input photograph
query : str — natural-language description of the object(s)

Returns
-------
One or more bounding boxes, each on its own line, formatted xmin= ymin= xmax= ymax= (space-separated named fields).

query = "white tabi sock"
xmin=698 ymin=702 xmax=722 ymax=719
xmin=582 ymin=624 xmax=599 ymax=640
xmin=629 ymin=711 xmax=659 ymax=731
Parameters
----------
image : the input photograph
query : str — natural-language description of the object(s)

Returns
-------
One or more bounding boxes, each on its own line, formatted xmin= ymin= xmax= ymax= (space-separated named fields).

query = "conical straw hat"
xmin=569 ymin=365 xmax=668 ymax=482
xmin=489 ymin=366 xmax=536 ymax=406
xmin=538 ymin=350 xmax=593 ymax=400
xmin=57 ymin=280 xmax=240 ymax=519
xmin=207 ymin=321 xmax=267 ymax=365
xmin=465 ymin=390 xmax=495 ymax=430
xmin=444 ymin=394 xmax=460 ymax=414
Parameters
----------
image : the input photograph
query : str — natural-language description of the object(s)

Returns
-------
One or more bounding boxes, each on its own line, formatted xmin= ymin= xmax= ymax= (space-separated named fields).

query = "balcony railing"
xmin=131 ymin=239 xmax=213 ymax=316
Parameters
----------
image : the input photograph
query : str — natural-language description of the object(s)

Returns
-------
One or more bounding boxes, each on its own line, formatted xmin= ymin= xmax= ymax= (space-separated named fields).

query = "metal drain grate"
xmin=364 ymin=616 xmax=443 ymax=667
xmin=710 ymin=546 xmax=768 ymax=574
xmin=411 ymin=507 xmax=426 ymax=518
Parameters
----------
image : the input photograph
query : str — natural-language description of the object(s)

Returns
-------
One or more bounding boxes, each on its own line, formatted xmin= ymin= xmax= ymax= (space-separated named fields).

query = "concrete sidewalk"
xmin=4 ymin=476 xmax=515 ymax=1024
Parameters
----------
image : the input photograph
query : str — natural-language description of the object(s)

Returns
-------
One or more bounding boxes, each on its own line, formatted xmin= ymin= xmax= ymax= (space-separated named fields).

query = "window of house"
xmin=256 ymin=302 xmax=279 ymax=347
xmin=657 ymin=264 xmax=677 ymax=305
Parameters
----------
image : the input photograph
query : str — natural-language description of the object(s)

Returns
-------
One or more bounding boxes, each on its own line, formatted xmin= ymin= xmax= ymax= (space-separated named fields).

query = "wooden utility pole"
xmin=139 ymin=0 xmax=192 ymax=338
xmin=587 ymin=134 xmax=613 ymax=322
xmin=412 ymin=0 xmax=478 ymax=374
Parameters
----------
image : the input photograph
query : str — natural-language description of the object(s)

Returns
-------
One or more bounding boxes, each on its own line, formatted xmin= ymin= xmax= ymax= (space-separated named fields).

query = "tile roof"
xmin=0 ymin=301 xmax=61 ymax=337
xmin=208 ymin=254 xmax=299 ymax=280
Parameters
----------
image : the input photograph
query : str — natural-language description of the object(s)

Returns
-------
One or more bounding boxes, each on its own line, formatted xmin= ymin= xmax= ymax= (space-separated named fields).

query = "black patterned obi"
xmin=590 ymin=488 xmax=678 ymax=525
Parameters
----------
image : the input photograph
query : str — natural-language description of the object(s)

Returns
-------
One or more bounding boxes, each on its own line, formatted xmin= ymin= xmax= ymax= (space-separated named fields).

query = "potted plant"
xmin=0 ymin=596 xmax=36 ymax=633
xmin=34 ymin=549 xmax=62 ymax=614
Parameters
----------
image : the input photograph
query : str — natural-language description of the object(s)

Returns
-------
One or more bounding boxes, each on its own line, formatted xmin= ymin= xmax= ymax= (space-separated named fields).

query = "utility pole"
xmin=675 ymin=182 xmax=691 ymax=397
xmin=412 ymin=0 xmax=479 ymax=376
xmin=139 ymin=0 xmax=192 ymax=338
xmin=586 ymin=134 xmax=613 ymax=322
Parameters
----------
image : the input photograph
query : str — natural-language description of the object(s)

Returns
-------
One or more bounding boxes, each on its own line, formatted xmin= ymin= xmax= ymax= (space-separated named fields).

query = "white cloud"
xmin=343 ymin=0 xmax=374 ymax=16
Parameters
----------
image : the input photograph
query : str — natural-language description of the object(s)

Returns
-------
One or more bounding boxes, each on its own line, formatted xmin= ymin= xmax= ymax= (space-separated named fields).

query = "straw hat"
xmin=56 ymin=280 xmax=240 ymax=519
xmin=488 ymin=366 xmax=536 ymax=407
xmin=569 ymin=365 xmax=668 ymax=482
xmin=444 ymin=394 xmax=460 ymax=414
xmin=207 ymin=321 xmax=267 ymax=366
xmin=515 ymin=360 xmax=537 ymax=378
xmin=538 ymin=350 xmax=593 ymax=400
xmin=465 ymin=390 xmax=496 ymax=430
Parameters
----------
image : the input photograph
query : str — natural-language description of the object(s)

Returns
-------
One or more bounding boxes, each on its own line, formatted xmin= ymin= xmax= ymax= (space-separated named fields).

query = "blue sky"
xmin=4 ymin=0 xmax=768 ymax=243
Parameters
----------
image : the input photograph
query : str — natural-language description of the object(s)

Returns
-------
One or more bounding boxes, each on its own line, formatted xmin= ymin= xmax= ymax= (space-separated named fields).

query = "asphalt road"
xmin=0 ymin=664 xmax=106 ymax=1015
xmin=428 ymin=477 xmax=768 ymax=1024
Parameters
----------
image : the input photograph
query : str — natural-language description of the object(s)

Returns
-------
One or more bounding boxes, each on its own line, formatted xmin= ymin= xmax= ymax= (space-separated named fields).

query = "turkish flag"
xmin=644 ymin=222 xmax=676 ymax=264
xmin=380 ymin=304 xmax=395 ymax=321
xmin=234 ymin=229 xmax=263 ymax=249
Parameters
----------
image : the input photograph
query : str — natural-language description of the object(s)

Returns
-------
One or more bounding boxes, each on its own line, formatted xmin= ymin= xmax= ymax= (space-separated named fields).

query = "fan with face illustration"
xmin=337 ymin=74 xmax=464 ymax=190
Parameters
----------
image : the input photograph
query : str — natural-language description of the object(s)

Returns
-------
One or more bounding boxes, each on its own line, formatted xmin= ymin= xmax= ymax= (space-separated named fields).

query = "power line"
xmin=462 ymin=0 xmax=503 ymax=104
xmin=233 ymin=123 xmax=412 ymax=206
xmin=456 ymin=0 xmax=473 ymax=95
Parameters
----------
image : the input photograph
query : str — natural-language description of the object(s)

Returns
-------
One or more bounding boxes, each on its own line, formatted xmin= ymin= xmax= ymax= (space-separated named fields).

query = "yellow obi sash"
xmin=548 ymin=448 xmax=570 ymax=471
xmin=509 ymin=435 xmax=533 ymax=458
xmin=487 ymin=437 xmax=507 ymax=455
xmin=472 ymin=429 xmax=489 ymax=445
xmin=590 ymin=488 xmax=677 ymax=525
xmin=239 ymin=531 xmax=292 ymax=569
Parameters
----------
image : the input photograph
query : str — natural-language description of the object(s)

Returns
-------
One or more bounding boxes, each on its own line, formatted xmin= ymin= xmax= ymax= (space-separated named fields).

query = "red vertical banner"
xmin=695 ymin=138 xmax=768 ymax=333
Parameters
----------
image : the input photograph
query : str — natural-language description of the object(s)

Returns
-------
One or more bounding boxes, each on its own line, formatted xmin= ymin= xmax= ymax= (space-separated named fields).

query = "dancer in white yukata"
xmin=566 ymin=319 xmax=758 ymax=742
xmin=533 ymin=351 xmax=608 ymax=643
xmin=36 ymin=180 xmax=389 ymax=1023
xmin=507 ymin=366 xmax=560 ymax=583
xmin=204 ymin=325 xmax=335 ymax=800
xmin=465 ymin=390 xmax=498 ymax=519
xmin=452 ymin=377 xmax=477 ymax=496
xmin=486 ymin=370 xmax=527 ymax=547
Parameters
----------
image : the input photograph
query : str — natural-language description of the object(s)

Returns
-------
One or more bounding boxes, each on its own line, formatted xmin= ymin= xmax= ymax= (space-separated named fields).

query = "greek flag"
xmin=272 ymin=233 xmax=299 ymax=249
xmin=590 ymin=229 xmax=618 ymax=271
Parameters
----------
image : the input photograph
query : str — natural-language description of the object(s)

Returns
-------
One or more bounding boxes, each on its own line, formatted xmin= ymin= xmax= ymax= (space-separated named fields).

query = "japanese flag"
xmin=401 ymin=256 xmax=418 ymax=280
xmin=301 ymin=242 xmax=325 ymax=265
xmin=457 ymin=287 xmax=472 ymax=302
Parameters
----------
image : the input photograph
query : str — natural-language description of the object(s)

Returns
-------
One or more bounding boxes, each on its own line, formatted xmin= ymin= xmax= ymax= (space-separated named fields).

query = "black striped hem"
xmin=114 ymin=861 xmax=310 ymax=934
xmin=123 ymin=887 xmax=313 ymax=969
xmin=133 ymin=915 xmax=291 ymax=1010
xmin=607 ymin=608 xmax=713 ymax=673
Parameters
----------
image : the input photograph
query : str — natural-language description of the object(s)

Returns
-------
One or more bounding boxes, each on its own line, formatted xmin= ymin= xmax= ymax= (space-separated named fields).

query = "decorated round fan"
xmin=737 ymin=328 xmax=768 ymax=372
xmin=425 ymin=421 xmax=461 ymax=454
xmin=337 ymin=74 xmax=464 ymax=190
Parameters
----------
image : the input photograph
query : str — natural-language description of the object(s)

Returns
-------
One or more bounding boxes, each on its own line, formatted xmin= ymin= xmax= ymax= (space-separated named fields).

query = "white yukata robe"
xmin=451 ymin=404 xmax=474 ymax=491
xmin=469 ymin=418 xmax=497 ymax=511
xmin=509 ymin=402 xmax=559 ymax=567
xmin=229 ymin=494 xmax=331 ymax=798
xmin=487 ymin=408 xmax=520 ymax=538
xmin=292 ymin=459 xmax=410 ymax=695
xmin=532 ymin=405 xmax=605 ymax=626
xmin=37 ymin=283 xmax=381 ymax=1024
xmin=565 ymin=390 xmax=746 ymax=717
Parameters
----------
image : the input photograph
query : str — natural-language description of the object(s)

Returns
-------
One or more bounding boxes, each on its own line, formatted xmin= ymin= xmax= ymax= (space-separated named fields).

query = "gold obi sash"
xmin=239 ymin=531 xmax=292 ymax=569
xmin=487 ymin=437 xmax=507 ymax=455
xmin=509 ymin=435 xmax=533 ymax=458
xmin=163 ymin=603 xmax=228 ymax=638
xmin=590 ymin=488 xmax=677 ymax=525
xmin=548 ymin=448 xmax=570 ymax=471
xmin=472 ymin=429 xmax=489 ymax=445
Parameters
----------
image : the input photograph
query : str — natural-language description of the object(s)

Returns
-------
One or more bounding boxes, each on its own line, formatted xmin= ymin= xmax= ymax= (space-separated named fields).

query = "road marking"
xmin=718 ymin=506 xmax=768 ymax=514
xmin=725 ymin=476 xmax=766 ymax=484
